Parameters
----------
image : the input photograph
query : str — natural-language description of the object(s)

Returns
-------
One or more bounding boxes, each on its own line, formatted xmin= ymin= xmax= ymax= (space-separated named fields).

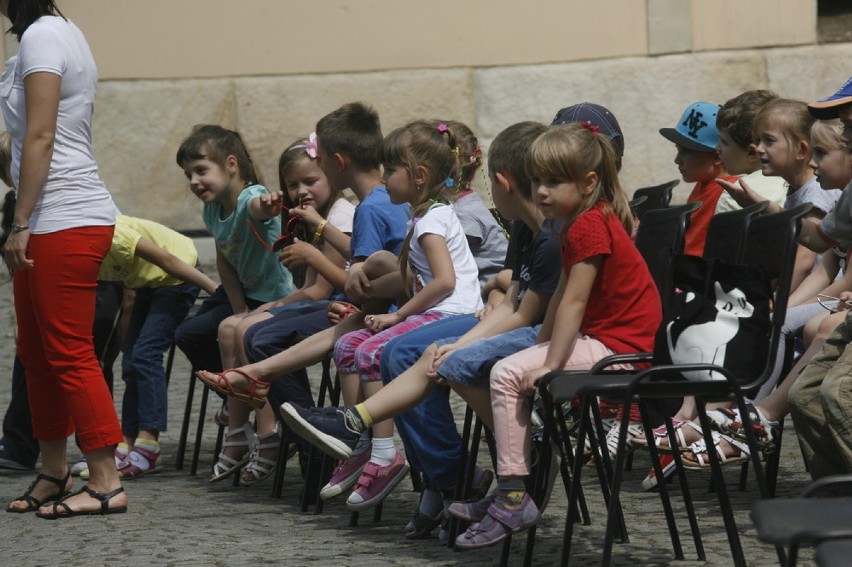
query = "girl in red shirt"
xmin=452 ymin=123 xmax=662 ymax=549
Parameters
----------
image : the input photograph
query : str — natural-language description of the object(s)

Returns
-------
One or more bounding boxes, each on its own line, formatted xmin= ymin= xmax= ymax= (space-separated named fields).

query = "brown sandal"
xmin=36 ymin=485 xmax=127 ymax=519
xmin=196 ymin=368 xmax=270 ymax=408
xmin=6 ymin=471 xmax=71 ymax=513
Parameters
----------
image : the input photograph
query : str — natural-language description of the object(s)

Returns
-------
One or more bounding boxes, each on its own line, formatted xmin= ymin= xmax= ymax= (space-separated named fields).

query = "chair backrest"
xmin=703 ymin=201 xmax=769 ymax=263
xmin=634 ymin=201 xmax=701 ymax=306
xmin=632 ymin=179 xmax=679 ymax=221
xmin=740 ymin=202 xmax=813 ymax=390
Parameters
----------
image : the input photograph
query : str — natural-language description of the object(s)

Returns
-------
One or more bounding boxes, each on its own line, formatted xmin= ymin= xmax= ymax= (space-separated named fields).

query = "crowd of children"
xmin=3 ymin=69 xmax=852 ymax=559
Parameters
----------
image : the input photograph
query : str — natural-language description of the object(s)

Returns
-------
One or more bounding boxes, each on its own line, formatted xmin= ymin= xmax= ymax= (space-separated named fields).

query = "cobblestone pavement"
xmin=0 ymin=277 xmax=816 ymax=566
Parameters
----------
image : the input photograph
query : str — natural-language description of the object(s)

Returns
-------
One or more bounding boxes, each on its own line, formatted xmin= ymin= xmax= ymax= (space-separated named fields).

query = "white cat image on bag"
xmin=667 ymin=282 xmax=754 ymax=381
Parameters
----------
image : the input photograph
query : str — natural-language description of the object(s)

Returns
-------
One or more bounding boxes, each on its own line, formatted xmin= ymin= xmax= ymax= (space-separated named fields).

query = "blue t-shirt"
xmin=203 ymin=184 xmax=294 ymax=303
xmin=350 ymin=186 xmax=409 ymax=260
xmin=509 ymin=220 xmax=562 ymax=321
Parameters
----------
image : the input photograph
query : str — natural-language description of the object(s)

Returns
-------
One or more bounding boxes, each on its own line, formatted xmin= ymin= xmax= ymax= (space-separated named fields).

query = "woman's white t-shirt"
xmin=408 ymin=203 xmax=482 ymax=315
xmin=0 ymin=16 xmax=115 ymax=233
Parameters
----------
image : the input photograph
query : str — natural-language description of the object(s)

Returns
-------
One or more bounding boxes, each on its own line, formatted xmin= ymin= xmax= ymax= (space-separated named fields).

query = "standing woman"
xmin=2 ymin=1 xmax=127 ymax=517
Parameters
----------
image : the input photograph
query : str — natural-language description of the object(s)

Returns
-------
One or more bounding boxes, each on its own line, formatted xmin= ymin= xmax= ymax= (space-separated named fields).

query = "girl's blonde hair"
xmin=380 ymin=119 xmax=462 ymax=285
xmin=278 ymin=135 xmax=343 ymax=218
xmin=810 ymin=119 xmax=846 ymax=151
xmin=525 ymin=123 xmax=633 ymax=235
xmin=754 ymin=98 xmax=815 ymax=156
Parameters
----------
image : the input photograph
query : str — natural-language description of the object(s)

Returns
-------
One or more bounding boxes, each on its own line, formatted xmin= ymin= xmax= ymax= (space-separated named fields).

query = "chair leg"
xmin=176 ymin=363 xmax=196 ymax=471
xmin=638 ymin=402 xmax=685 ymax=561
xmin=695 ymin=403 xmax=747 ymax=567
xmin=447 ymin=405 xmax=476 ymax=548
xmin=190 ymin=383 xmax=211 ymax=476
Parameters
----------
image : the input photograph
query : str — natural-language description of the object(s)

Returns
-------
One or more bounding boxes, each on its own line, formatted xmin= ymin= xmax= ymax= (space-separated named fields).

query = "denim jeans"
xmin=122 ymin=282 xmax=199 ymax=434
xmin=789 ymin=309 xmax=852 ymax=479
xmin=381 ymin=314 xmax=480 ymax=491
xmin=436 ymin=325 xmax=540 ymax=387
xmin=174 ymin=285 xmax=265 ymax=373
xmin=243 ymin=300 xmax=333 ymax=412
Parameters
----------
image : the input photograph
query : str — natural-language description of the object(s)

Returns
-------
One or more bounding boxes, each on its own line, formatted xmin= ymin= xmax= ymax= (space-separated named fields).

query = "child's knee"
xmin=362 ymin=250 xmax=399 ymax=279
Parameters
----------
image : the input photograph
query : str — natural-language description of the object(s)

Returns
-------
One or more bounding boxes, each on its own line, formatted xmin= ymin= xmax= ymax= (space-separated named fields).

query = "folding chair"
xmin=537 ymin=203 xmax=811 ymax=567
xmin=752 ymin=474 xmax=852 ymax=567
xmin=632 ymin=179 xmax=679 ymax=221
xmin=816 ymin=540 xmax=852 ymax=567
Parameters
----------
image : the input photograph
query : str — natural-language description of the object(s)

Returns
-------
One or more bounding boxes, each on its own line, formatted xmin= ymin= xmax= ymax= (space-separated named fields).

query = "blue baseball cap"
xmin=659 ymin=102 xmax=721 ymax=152
xmin=808 ymin=77 xmax=852 ymax=119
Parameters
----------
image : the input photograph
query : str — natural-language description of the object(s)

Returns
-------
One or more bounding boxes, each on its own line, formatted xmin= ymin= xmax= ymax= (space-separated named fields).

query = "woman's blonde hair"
xmin=525 ymin=123 xmax=633 ymax=235
xmin=380 ymin=119 xmax=461 ymax=285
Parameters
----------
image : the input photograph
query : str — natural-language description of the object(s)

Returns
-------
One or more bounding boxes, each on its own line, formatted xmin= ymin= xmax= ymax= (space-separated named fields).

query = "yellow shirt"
xmin=98 ymin=215 xmax=198 ymax=289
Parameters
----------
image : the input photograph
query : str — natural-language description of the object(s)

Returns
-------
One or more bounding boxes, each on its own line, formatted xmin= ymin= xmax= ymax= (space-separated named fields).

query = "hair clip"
xmin=451 ymin=146 xmax=460 ymax=156
xmin=437 ymin=123 xmax=449 ymax=133
xmin=580 ymin=122 xmax=600 ymax=136
xmin=304 ymin=132 xmax=319 ymax=158
xmin=469 ymin=147 xmax=482 ymax=166
xmin=445 ymin=177 xmax=455 ymax=187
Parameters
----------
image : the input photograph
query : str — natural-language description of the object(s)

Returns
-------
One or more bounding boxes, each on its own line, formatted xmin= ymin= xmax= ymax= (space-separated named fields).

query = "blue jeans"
xmin=122 ymin=282 xmax=199 ymax=434
xmin=243 ymin=300 xmax=333 ymax=412
xmin=437 ymin=325 xmax=541 ymax=388
xmin=381 ymin=314 xmax=479 ymax=492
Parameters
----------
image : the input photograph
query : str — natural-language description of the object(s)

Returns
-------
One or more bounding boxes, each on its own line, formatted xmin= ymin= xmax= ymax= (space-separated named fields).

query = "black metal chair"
xmin=816 ymin=539 xmax=852 ymax=567
xmin=632 ymin=179 xmax=679 ymax=221
xmin=702 ymin=201 xmax=769 ymax=262
xmin=537 ymin=203 xmax=811 ymax=567
xmin=752 ymin=474 xmax=852 ymax=567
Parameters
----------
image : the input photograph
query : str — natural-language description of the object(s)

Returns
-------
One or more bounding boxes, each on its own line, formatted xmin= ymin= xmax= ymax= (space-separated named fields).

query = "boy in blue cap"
xmin=660 ymin=102 xmax=739 ymax=256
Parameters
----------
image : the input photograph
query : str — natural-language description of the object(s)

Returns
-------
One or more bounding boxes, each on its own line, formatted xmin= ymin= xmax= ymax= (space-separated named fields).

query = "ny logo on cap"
xmin=682 ymin=109 xmax=708 ymax=139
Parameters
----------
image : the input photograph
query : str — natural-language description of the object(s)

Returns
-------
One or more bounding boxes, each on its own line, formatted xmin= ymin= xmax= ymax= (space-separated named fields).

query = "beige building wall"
xmin=1 ymin=0 xmax=839 ymax=231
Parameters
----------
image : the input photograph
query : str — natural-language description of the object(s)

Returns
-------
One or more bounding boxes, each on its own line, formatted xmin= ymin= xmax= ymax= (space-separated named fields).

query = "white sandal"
xmin=681 ymin=431 xmax=750 ymax=469
xmin=210 ymin=421 xmax=253 ymax=483
xmin=240 ymin=426 xmax=280 ymax=487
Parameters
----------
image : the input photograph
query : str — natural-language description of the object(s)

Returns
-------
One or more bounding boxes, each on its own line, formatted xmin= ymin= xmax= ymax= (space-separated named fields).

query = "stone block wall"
xmin=91 ymin=42 xmax=851 ymax=229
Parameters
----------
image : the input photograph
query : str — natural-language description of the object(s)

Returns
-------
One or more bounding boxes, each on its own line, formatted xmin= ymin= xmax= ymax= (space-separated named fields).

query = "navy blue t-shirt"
xmin=509 ymin=220 xmax=562 ymax=317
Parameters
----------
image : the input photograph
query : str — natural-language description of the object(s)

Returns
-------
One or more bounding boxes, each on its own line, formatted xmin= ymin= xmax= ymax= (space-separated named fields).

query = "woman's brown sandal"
xmin=6 ymin=471 xmax=72 ymax=513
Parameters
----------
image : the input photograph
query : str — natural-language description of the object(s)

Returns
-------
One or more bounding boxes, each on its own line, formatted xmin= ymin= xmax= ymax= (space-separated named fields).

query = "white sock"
xmin=370 ymin=437 xmax=396 ymax=467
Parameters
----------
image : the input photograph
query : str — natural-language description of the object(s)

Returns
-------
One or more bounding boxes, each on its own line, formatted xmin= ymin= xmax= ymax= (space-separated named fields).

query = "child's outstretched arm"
xmin=366 ymin=233 xmax=454 ymax=332
xmin=216 ymin=247 xmax=246 ymax=313
xmin=523 ymin=257 xmax=601 ymax=394
xmin=247 ymin=190 xmax=284 ymax=221
xmin=134 ymin=238 xmax=218 ymax=294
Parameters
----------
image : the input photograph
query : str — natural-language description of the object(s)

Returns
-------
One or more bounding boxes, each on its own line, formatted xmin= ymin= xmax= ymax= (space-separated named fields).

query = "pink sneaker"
xmin=320 ymin=450 xmax=370 ymax=500
xmin=345 ymin=452 xmax=409 ymax=511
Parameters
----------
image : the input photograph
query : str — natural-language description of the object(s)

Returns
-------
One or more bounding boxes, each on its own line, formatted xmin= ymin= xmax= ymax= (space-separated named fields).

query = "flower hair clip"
xmin=303 ymin=132 xmax=319 ymax=158
xmin=445 ymin=177 xmax=455 ymax=188
xmin=580 ymin=122 xmax=600 ymax=136
xmin=437 ymin=123 xmax=449 ymax=133
xmin=469 ymin=147 xmax=483 ymax=167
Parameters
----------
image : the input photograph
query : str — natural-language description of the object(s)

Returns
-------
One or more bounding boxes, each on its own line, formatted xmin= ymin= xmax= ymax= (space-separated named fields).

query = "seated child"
xmin=659 ymin=101 xmax=739 ymax=256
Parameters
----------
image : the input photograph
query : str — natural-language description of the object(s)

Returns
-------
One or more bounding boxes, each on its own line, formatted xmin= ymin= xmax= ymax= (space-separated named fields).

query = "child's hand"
xmin=278 ymin=239 xmax=318 ymax=268
xmin=257 ymin=192 xmax=284 ymax=216
xmin=345 ymin=265 xmax=373 ymax=303
xmin=427 ymin=342 xmax=458 ymax=379
xmin=289 ymin=206 xmax=324 ymax=230
xmin=716 ymin=177 xmax=752 ymax=207
xmin=522 ymin=366 xmax=552 ymax=396
xmin=364 ymin=312 xmax=401 ymax=332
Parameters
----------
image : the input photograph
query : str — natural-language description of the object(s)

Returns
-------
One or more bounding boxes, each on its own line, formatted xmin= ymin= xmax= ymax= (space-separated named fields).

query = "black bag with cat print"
xmin=653 ymin=254 xmax=772 ymax=384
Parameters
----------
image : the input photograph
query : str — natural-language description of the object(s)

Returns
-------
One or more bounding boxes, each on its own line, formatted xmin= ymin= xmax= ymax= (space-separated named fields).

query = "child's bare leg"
xmin=361 ymin=347 xmax=437 ymax=423
xmin=449 ymin=382 xmax=494 ymax=431
xmin=235 ymin=310 xmax=274 ymax=365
